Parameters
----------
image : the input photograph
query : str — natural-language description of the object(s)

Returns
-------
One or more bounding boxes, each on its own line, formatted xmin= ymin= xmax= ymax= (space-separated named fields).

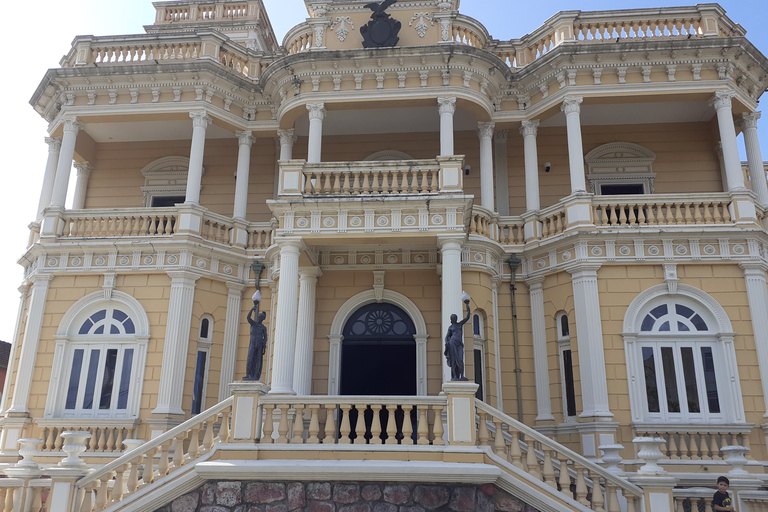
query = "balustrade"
xmin=476 ymin=401 xmax=642 ymax=512
xmin=541 ymin=210 xmax=566 ymax=238
xmin=286 ymin=27 xmax=313 ymax=54
xmin=635 ymin=429 xmax=751 ymax=460
xmin=497 ymin=219 xmax=525 ymax=245
xmin=91 ymin=43 xmax=200 ymax=65
xmin=61 ymin=210 xmax=178 ymax=238
xmin=593 ymin=197 xmax=733 ymax=227
xmin=302 ymin=164 xmax=440 ymax=197
xmin=37 ymin=425 xmax=136 ymax=454
xmin=258 ymin=397 xmax=445 ymax=446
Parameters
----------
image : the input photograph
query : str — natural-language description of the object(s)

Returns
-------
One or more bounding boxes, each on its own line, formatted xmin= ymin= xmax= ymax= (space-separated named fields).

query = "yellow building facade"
xmin=2 ymin=1 xmax=768 ymax=511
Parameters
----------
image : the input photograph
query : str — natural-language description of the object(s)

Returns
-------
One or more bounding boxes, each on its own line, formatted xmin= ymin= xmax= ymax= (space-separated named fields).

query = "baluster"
xmin=127 ymin=455 xmax=141 ymax=493
xmin=700 ymin=433 xmax=712 ymax=460
xmin=358 ymin=172 xmax=369 ymax=194
xmin=683 ymin=202 xmax=693 ymax=224
xmin=477 ymin=412 xmax=489 ymax=447
xmin=618 ymin=205 xmax=628 ymax=225
xmin=201 ymin=418 xmax=215 ymax=453
xmin=742 ymin=432 xmax=752 ymax=455
xmin=591 ymin=473 xmax=606 ymax=512
xmin=219 ymin=411 xmax=231 ymax=443
xmin=674 ymin=497 xmax=686 ymax=512
xmin=157 ymin=441 xmax=170 ymax=477
xmin=541 ymin=218 xmax=550 ymax=238
xmin=94 ymin=474 xmax=112 ymax=512
xmin=558 ymin=456 xmax=572 ymax=496
xmin=352 ymin=172 xmax=361 ymax=194
xmin=508 ymin=431 xmax=524 ymax=470
xmin=645 ymin=203 xmax=656 ymax=224
xmin=370 ymin=405 xmax=383 ymax=445
xmin=304 ymin=172 xmax=313 ymax=195
xmin=402 ymin=406 xmax=414 ymax=445
xmin=543 ymin=451 xmax=557 ymax=488
xmin=525 ymin=436 xmax=541 ymax=479
xmin=326 ymin=405 xmax=338 ymax=444
xmin=321 ymin=173 xmax=332 ymax=194
xmin=606 ymin=484 xmax=621 ymax=512
xmin=689 ymin=432 xmax=700 ymax=460
xmin=703 ymin=202 xmax=713 ymax=223
xmin=54 ymin=429 xmax=65 ymax=451
xmin=381 ymin=171 xmax=391 ymax=194
xmin=416 ymin=407 xmax=429 ymax=445
xmin=628 ymin=204 xmax=637 ymax=225
xmin=679 ymin=432 xmax=690 ymax=459
xmin=668 ymin=433 xmax=679 ymax=459
xmin=307 ymin=405 xmax=321 ymax=443
xmin=106 ymin=428 xmax=116 ymax=452
xmin=710 ymin=432 xmax=720 ymax=459
xmin=276 ymin=405 xmax=290 ymax=444
xmin=32 ymin=488 xmax=43 ymax=512
xmin=385 ymin=405 xmax=397 ymax=445
xmin=45 ymin=428 xmax=56 ymax=451
xmin=693 ymin=202 xmax=704 ymax=224
xmin=575 ymin=465 xmax=589 ymax=506
xmin=89 ymin=429 xmax=99 ymax=452
xmin=722 ymin=203 xmax=732 ymax=222
xmin=339 ymin=404 xmax=352 ymax=444
xmin=332 ymin=173 xmax=342 ymax=194
xmin=80 ymin=482 xmax=95 ymax=512
xmin=291 ymin=405 xmax=305 ymax=444
xmin=3 ymin=485 xmax=13 ymax=512
xmin=342 ymin=172 xmax=351 ymax=194
xmin=187 ymin=426 xmax=201 ymax=459
xmin=432 ymin=405 xmax=445 ymax=446
xmin=555 ymin=214 xmax=564 ymax=234
xmin=111 ymin=464 xmax=126 ymax=504
xmin=637 ymin=203 xmax=646 ymax=225
xmin=673 ymin=202 xmax=684 ymax=224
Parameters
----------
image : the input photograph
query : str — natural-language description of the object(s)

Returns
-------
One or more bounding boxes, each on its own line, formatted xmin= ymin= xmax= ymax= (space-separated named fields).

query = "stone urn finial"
xmin=633 ymin=437 xmax=667 ymax=475
xmin=16 ymin=438 xmax=43 ymax=468
xmin=59 ymin=431 xmax=92 ymax=467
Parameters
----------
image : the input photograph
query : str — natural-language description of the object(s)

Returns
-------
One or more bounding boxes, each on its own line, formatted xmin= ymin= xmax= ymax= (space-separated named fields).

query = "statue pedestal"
xmin=228 ymin=382 xmax=270 ymax=442
xmin=442 ymin=381 xmax=479 ymax=446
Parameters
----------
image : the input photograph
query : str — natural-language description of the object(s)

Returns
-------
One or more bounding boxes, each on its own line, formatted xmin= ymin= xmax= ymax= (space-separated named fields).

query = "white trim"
xmin=622 ymin=283 xmax=744 ymax=423
xmin=328 ymin=289 xmax=429 ymax=396
xmin=139 ymin=156 xmax=196 ymax=207
xmin=585 ymin=142 xmax=657 ymax=195
xmin=56 ymin=290 xmax=151 ymax=337
xmin=555 ymin=311 xmax=576 ymax=422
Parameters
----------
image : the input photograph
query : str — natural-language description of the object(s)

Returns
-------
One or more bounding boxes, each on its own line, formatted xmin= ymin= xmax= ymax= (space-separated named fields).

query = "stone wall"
xmin=156 ymin=481 xmax=542 ymax=512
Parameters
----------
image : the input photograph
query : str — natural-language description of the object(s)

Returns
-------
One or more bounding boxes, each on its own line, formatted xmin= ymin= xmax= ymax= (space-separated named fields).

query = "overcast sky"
xmin=1 ymin=0 xmax=766 ymax=343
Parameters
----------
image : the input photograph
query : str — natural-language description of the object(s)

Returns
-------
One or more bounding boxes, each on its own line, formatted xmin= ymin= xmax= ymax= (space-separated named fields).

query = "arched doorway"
xmin=340 ymin=303 xmax=417 ymax=395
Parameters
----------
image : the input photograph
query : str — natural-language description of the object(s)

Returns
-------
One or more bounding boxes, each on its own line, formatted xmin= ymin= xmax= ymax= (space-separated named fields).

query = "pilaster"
xmin=270 ymin=239 xmax=304 ymax=395
xmin=438 ymin=235 xmax=464 ymax=384
xmin=152 ymin=270 xmax=201 ymax=416
xmin=294 ymin=267 xmax=322 ymax=395
xmin=739 ymin=262 xmax=768 ymax=417
xmin=219 ymin=282 xmax=246 ymax=402
xmin=527 ymin=276 xmax=554 ymax=422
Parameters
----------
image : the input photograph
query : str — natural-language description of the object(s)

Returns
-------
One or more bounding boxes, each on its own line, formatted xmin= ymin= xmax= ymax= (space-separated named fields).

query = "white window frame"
xmin=44 ymin=291 xmax=149 ymax=420
xmin=140 ymin=156 xmax=197 ymax=207
xmin=191 ymin=315 xmax=214 ymax=415
xmin=623 ymin=284 xmax=745 ymax=425
xmin=556 ymin=311 xmax=577 ymax=422
xmin=585 ymin=142 xmax=657 ymax=195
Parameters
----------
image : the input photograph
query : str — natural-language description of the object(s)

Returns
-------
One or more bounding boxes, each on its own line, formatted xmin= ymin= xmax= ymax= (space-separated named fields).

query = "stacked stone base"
xmin=157 ymin=481 xmax=542 ymax=512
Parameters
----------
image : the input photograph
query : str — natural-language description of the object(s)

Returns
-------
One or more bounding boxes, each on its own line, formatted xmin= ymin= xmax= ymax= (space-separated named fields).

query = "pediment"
xmin=585 ymin=142 xmax=657 ymax=166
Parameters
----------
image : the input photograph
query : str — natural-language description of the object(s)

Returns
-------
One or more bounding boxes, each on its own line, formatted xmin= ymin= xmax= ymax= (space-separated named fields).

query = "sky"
xmin=0 ymin=0 xmax=766 ymax=343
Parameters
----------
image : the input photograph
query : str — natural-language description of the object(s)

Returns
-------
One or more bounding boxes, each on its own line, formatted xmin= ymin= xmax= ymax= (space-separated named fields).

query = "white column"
xmin=528 ymin=277 xmax=553 ymax=421
xmin=568 ymin=264 xmax=612 ymax=419
xmin=562 ymin=97 xmax=587 ymax=194
xmin=521 ymin=120 xmax=541 ymax=212
xmin=0 ymin=284 xmax=29 ymax=413
xmin=50 ymin=118 xmax=82 ymax=208
xmin=270 ymin=240 xmax=302 ymax=394
xmin=478 ymin=122 xmax=496 ymax=211
xmin=438 ymin=97 xmax=457 ymax=156
xmin=494 ymin=131 xmax=510 ymax=216
xmin=71 ymin=162 xmax=93 ymax=210
xmin=438 ymin=236 xmax=464 ymax=384
xmin=186 ymin=112 xmax=211 ymax=205
xmin=219 ymin=282 xmax=245 ymax=402
xmin=153 ymin=271 xmax=200 ymax=415
xmin=740 ymin=263 xmax=768 ymax=416
xmin=711 ymin=91 xmax=746 ymax=191
xmin=7 ymin=275 xmax=53 ymax=415
xmin=739 ymin=112 xmax=768 ymax=206
xmin=306 ymin=104 xmax=326 ymax=164
xmin=37 ymin=137 xmax=61 ymax=216
xmin=293 ymin=267 xmax=322 ymax=395
xmin=278 ymin=129 xmax=297 ymax=161
xmin=233 ymin=131 xmax=254 ymax=220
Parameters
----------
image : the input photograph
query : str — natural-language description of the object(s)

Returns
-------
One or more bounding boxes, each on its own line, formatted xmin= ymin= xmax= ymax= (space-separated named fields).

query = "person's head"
xmin=450 ymin=313 xmax=457 ymax=323
xmin=258 ymin=311 xmax=266 ymax=321
xmin=717 ymin=475 xmax=730 ymax=492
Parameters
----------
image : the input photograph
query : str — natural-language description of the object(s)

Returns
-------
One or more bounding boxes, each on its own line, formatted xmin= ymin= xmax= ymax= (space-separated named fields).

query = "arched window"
xmin=45 ymin=292 xmax=149 ymax=420
xmin=556 ymin=312 xmax=577 ymax=420
xmin=624 ymin=286 xmax=745 ymax=424
xmin=191 ymin=315 xmax=214 ymax=415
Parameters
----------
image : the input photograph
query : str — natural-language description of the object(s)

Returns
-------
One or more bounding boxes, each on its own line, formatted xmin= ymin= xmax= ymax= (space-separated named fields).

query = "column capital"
xmin=437 ymin=235 xmax=464 ymax=250
xmin=299 ymin=266 xmax=323 ymax=279
xmin=235 ymin=130 xmax=254 ymax=146
xmin=61 ymin=117 xmax=83 ymax=134
xmin=29 ymin=274 xmax=55 ymax=285
xmin=45 ymin=137 xmax=62 ymax=151
xmin=74 ymin=161 xmax=93 ymax=177
xmin=738 ymin=112 xmax=762 ymax=130
xmin=477 ymin=122 xmax=495 ymax=139
xmin=564 ymin=262 xmax=602 ymax=277
xmin=494 ymin=130 xmax=509 ymax=143
xmin=277 ymin=237 xmax=306 ymax=253
xmin=306 ymin=103 xmax=326 ymax=120
xmin=278 ymin=129 xmax=298 ymax=145
xmin=520 ymin=119 xmax=540 ymax=138
xmin=739 ymin=261 xmax=768 ymax=275
xmin=166 ymin=270 xmax=203 ymax=284
xmin=561 ymin=96 xmax=583 ymax=115
xmin=189 ymin=111 xmax=212 ymax=128
xmin=226 ymin=281 xmax=247 ymax=293
xmin=710 ymin=90 xmax=736 ymax=111
xmin=437 ymin=96 xmax=457 ymax=115
xmin=525 ymin=275 xmax=546 ymax=287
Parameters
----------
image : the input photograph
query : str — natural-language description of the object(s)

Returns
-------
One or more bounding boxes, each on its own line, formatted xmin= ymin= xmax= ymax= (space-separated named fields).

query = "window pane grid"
xmin=64 ymin=343 xmax=135 ymax=417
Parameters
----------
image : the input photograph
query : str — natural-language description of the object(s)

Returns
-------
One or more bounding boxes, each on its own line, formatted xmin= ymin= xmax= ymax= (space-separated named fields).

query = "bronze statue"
xmin=444 ymin=295 xmax=471 ymax=381
xmin=244 ymin=301 xmax=267 ymax=381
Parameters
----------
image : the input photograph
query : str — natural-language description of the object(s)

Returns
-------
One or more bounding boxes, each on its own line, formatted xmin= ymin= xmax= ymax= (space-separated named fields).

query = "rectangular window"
xmin=680 ymin=347 xmax=700 ymax=413
xmin=473 ymin=348 xmax=484 ymax=401
xmin=701 ymin=347 xmax=720 ymax=413
xmin=660 ymin=347 xmax=680 ymax=413
xmin=191 ymin=350 xmax=208 ymax=415
xmin=65 ymin=349 xmax=84 ymax=410
xmin=99 ymin=349 xmax=118 ymax=409
xmin=117 ymin=349 xmax=134 ymax=410
xmin=82 ymin=349 xmax=101 ymax=410
xmin=642 ymin=347 xmax=660 ymax=413
xmin=562 ymin=349 xmax=577 ymax=417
